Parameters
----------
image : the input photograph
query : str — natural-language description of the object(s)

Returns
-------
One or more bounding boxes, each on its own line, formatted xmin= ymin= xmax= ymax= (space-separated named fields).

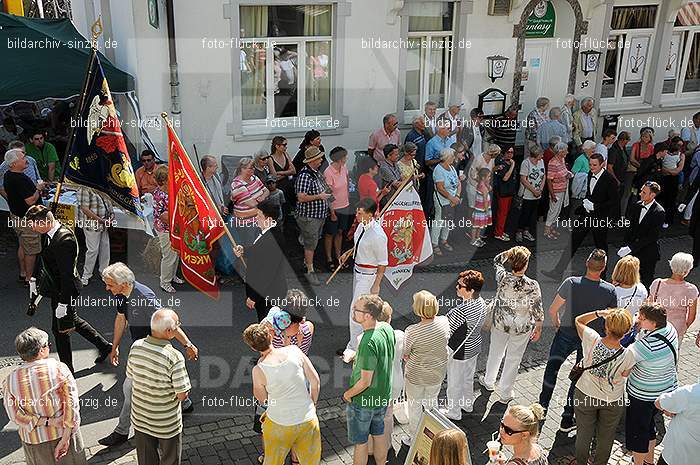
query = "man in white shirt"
xmin=424 ymin=101 xmax=438 ymax=137
xmin=340 ymin=197 xmax=388 ymax=355
xmin=439 ymin=102 xmax=463 ymax=145
xmin=655 ymin=382 xmax=700 ymax=465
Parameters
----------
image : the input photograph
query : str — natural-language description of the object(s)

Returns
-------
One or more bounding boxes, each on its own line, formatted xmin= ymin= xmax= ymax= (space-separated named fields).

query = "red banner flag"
xmin=165 ymin=123 xmax=225 ymax=299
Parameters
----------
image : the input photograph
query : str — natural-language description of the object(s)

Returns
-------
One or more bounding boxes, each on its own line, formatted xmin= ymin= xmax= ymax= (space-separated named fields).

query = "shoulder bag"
xmin=650 ymin=333 xmax=678 ymax=366
xmin=569 ymin=343 xmax=624 ymax=384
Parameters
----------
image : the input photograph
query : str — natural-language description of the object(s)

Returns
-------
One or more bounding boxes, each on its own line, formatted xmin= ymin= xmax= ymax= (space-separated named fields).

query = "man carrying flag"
xmin=164 ymin=117 xmax=226 ymax=299
xmin=340 ymin=197 xmax=388 ymax=358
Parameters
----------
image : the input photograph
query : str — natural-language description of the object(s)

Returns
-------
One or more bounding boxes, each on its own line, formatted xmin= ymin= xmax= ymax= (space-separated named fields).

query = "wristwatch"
xmin=595 ymin=310 xmax=600 ymax=318
xmin=184 ymin=343 xmax=193 ymax=349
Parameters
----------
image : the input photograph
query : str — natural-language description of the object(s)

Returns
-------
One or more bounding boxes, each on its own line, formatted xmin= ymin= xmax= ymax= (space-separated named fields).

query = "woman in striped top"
xmin=2 ymin=327 xmax=86 ymax=464
xmin=624 ymin=303 xmax=678 ymax=465
xmin=272 ymin=289 xmax=315 ymax=355
xmin=442 ymin=270 xmax=486 ymax=421
xmin=230 ymin=157 xmax=269 ymax=246
xmin=403 ymin=290 xmax=450 ymax=442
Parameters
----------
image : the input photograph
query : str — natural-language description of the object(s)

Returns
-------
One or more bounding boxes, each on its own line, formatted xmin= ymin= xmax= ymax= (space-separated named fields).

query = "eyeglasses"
xmin=352 ymin=308 xmax=371 ymax=315
xmin=500 ymin=421 xmax=527 ymax=436
xmin=279 ymin=143 xmax=288 ymax=146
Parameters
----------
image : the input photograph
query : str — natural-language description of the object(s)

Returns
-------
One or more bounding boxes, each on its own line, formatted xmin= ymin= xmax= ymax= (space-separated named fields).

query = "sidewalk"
xmin=7 ymin=328 xmax=698 ymax=465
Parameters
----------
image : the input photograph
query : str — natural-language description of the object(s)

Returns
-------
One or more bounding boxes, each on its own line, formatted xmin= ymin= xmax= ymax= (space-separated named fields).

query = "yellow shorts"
xmin=262 ymin=415 xmax=321 ymax=465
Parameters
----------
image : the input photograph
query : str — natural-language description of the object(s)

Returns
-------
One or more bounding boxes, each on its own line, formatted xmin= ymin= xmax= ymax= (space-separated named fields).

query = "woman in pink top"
xmin=648 ymin=252 xmax=698 ymax=346
xmin=544 ymin=142 xmax=572 ymax=239
xmin=323 ymin=147 xmax=352 ymax=270
xmin=230 ymin=157 xmax=269 ymax=246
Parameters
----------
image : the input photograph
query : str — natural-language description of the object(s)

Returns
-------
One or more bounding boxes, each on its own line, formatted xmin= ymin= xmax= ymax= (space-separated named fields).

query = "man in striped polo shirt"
xmin=127 ymin=309 xmax=191 ymax=465
xmin=623 ymin=302 xmax=678 ymax=465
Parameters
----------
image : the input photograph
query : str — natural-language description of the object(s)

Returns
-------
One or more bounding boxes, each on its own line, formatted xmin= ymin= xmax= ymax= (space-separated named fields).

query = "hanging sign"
xmin=525 ymin=1 xmax=556 ymax=38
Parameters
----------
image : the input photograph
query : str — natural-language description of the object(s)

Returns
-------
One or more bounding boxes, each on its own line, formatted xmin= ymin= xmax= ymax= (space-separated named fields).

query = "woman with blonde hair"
xmin=429 ymin=429 xmax=468 ymax=465
xmin=573 ymin=308 xmax=635 ymax=465
xmin=497 ymin=404 xmax=547 ymax=464
xmin=243 ymin=324 xmax=321 ymax=465
xmin=648 ymin=252 xmax=698 ymax=344
xmin=612 ymin=255 xmax=649 ymax=345
xmin=402 ymin=290 xmax=450 ymax=443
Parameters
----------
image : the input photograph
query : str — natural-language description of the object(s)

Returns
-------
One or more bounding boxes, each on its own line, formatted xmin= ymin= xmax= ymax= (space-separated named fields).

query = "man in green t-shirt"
xmin=343 ymin=294 xmax=395 ymax=465
xmin=26 ymin=131 xmax=61 ymax=182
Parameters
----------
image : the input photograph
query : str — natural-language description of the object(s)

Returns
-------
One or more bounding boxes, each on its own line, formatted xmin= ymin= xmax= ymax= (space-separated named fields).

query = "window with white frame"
xmin=404 ymin=2 xmax=455 ymax=113
xmin=239 ymin=5 xmax=332 ymax=122
xmin=663 ymin=4 xmax=700 ymax=97
xmin=601 ymin=5 xmax=658 ymax=102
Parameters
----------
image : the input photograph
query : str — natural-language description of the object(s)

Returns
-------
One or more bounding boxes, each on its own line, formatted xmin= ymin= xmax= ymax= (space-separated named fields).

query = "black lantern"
xmin=580 ymin=49 xmax=602 ymax=75
xmin=487 ymin=55 xmax=509 ymax=83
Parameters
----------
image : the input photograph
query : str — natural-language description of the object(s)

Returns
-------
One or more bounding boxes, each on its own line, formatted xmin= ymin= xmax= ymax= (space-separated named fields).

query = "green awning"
xmin=0 ymin=13 xmax=134 ymax=105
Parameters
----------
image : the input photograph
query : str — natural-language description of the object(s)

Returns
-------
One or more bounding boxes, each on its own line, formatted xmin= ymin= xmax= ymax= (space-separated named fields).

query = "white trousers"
xmin=82 ymin=228 xmax=110 ymax=280
xmin=445 ymin=351 xmax=478 ymax=417
xmin=545 ymin=190 xmax=569 ymax=227
xmin=483 ymin=327 xmax=532 ymax=400
xmin=346 ymin=269 xmax=376 ymax=351
xmin=404 ymin=381 xmax=442 ymax=439
xmin=685 ymin=191 xmax=697 ymax=221
xmin=158 ymin=232 xmax=179 ymax=286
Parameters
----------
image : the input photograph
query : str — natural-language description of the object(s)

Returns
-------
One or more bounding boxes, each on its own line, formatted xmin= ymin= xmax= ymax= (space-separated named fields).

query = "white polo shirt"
xmin=353 ymin=220 xmax=388 ymax=267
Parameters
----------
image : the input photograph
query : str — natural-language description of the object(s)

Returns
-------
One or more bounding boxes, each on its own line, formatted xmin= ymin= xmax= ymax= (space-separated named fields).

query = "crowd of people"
xmin=2 ymin=95 xmax=700 ymax=465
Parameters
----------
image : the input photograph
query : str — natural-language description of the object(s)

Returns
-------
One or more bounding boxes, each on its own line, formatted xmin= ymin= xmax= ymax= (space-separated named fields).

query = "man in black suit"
xmin=680 ymin=174 xmax=700 ymax=267
xmin=26 ymin=205 xmax=111 ymax=373
xmin=233 ymin=200 xmax=288 ymax=322
xmin=618 ymin=181 xmax=665 ymax=288
xmin=544 ymin=153 xmax=619 ymax=278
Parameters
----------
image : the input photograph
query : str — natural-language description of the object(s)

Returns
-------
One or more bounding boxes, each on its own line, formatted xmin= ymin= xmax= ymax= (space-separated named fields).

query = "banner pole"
xmin=52 ymin=17 xmax=103 ymax=212
xmin=326 ymin=176 xmax=414 ymax=285
xmin=160 ymin=113 xmax=246 ymax=268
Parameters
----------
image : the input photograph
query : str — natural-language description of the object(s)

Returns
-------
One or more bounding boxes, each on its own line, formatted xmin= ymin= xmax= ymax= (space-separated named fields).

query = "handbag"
xmin=568 ymin=342 xmax=624 ymax=384
xmin=651 ymin=333 xmax=678 ymax=366
xmin=393 ymin=389 xmax=410 ymax=424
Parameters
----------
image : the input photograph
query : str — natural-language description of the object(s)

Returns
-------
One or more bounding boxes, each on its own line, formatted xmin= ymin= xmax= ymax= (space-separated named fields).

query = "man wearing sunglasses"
xmin=135 ymin=149 xmax=158 ymax=195
xmin=343 ymin=294 xmax=395 ymax=465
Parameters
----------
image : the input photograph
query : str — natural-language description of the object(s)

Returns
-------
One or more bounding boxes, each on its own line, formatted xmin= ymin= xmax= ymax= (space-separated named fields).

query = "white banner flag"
xmin=380 ymin=182 xmax=433 ymax=289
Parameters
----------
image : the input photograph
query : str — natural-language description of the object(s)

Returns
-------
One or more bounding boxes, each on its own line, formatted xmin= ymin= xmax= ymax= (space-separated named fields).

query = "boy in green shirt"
xmin=343 ymin=294 xmax=395 ymax=465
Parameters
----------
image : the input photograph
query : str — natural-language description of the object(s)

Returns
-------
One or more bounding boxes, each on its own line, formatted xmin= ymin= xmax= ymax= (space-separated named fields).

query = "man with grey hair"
xmin=4 ymin=148 xmax=46 ymax=287
xmin=439 ymin=101 xmax=463 ymax=144
xmin=2 ymin=327 xmax=87 ymax=464
xmin=537 ymin=106 xmax=569 ymax=149
xmin=424 ymin=101 xmax=438 ymax=136
xmin=0 ymin=141 xmax=40 ymax=199
xmin=573 ymin=97 xmax=597 ymax=148
xmin=405 ymin=115 xmax=432 ymax=214
xmin=98 ymin=262 xmax=198 ymax=448
xmin=127 ymin=308 xmax=191 ymax=465
xmin=26 ymin=205 xmax=112 ymax=373
xmin=561 ymin=94 xmax=576 ymax=143
xmin=368 ymin=113 xmax=400 ymax=164
xmin=525 ymin=97 xmax=550 ymax=157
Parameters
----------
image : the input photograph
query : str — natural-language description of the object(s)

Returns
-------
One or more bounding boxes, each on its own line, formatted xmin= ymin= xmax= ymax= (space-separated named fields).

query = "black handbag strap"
xmin=581 ymin=343 xmax=625 ymax=372
xmin=651 ymin=333 xmax=678 ymax=366
xmin=622 ymin=286 xmax=638 ymax=309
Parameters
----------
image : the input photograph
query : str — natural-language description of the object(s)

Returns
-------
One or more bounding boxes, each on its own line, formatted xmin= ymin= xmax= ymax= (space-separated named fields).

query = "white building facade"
xmin=71 ymin=0 xmax=700 ymax=161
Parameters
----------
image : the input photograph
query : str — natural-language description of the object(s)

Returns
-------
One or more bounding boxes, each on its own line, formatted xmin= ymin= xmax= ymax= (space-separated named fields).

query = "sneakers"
xmin=478 ymin=374 xmax=494 ymax=391
xmin=161 ymin=283 xmax=176 ymax=293
xmin=494 ymin=234 xmax=511 ymax=242
xmin=559 ymin=417 xmax=576 ymax=433
xmin=438 ymin=407 xmax=462 ymax=421
xmin=172 ymin=276 xmax=185 ymax=284
xmin=471 ymin=238 xmax=485 ymax=248
xmin=305 ymin=271 xmax=320 ymax=286
xmin=522 ymin=231 xmax=536 ymax=242
xmin=515 ymin=231 xmax=523 ymax=243
xmin=662 ymin=223 xmax=669 ymax=229
xmin=98 ymin=431 xmax=128 ymax=447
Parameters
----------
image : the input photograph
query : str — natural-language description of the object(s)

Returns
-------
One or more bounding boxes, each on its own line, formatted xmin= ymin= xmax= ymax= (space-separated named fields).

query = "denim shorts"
xmin=346 ymin=403 xmax=387 ymax=444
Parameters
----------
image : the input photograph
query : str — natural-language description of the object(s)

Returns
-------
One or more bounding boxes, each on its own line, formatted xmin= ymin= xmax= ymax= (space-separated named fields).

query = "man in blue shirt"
xmin=423 ymin=121 xmax=452 ymax=220
xmin=537 ymin=107 xmax=569 ymax=149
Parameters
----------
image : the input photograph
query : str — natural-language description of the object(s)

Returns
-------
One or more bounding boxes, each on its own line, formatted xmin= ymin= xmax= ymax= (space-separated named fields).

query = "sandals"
xmin=440 ymin=242 xmax=453 ymax=252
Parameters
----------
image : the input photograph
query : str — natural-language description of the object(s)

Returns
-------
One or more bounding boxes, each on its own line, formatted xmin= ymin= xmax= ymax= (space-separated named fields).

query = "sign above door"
xmin=525 ymin=1 xmax=556 ymax=39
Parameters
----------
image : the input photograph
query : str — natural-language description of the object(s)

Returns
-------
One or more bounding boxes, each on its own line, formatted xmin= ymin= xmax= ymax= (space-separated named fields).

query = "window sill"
xmin=600 ymin=101 xmax=700 ymax=115
xmin=227 ymin=116 xmax=349 ymax=141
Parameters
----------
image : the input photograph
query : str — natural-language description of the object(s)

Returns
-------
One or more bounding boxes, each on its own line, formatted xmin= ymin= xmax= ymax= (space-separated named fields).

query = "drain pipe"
xmin=165 ymin=0 xmax=181 ymax=115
